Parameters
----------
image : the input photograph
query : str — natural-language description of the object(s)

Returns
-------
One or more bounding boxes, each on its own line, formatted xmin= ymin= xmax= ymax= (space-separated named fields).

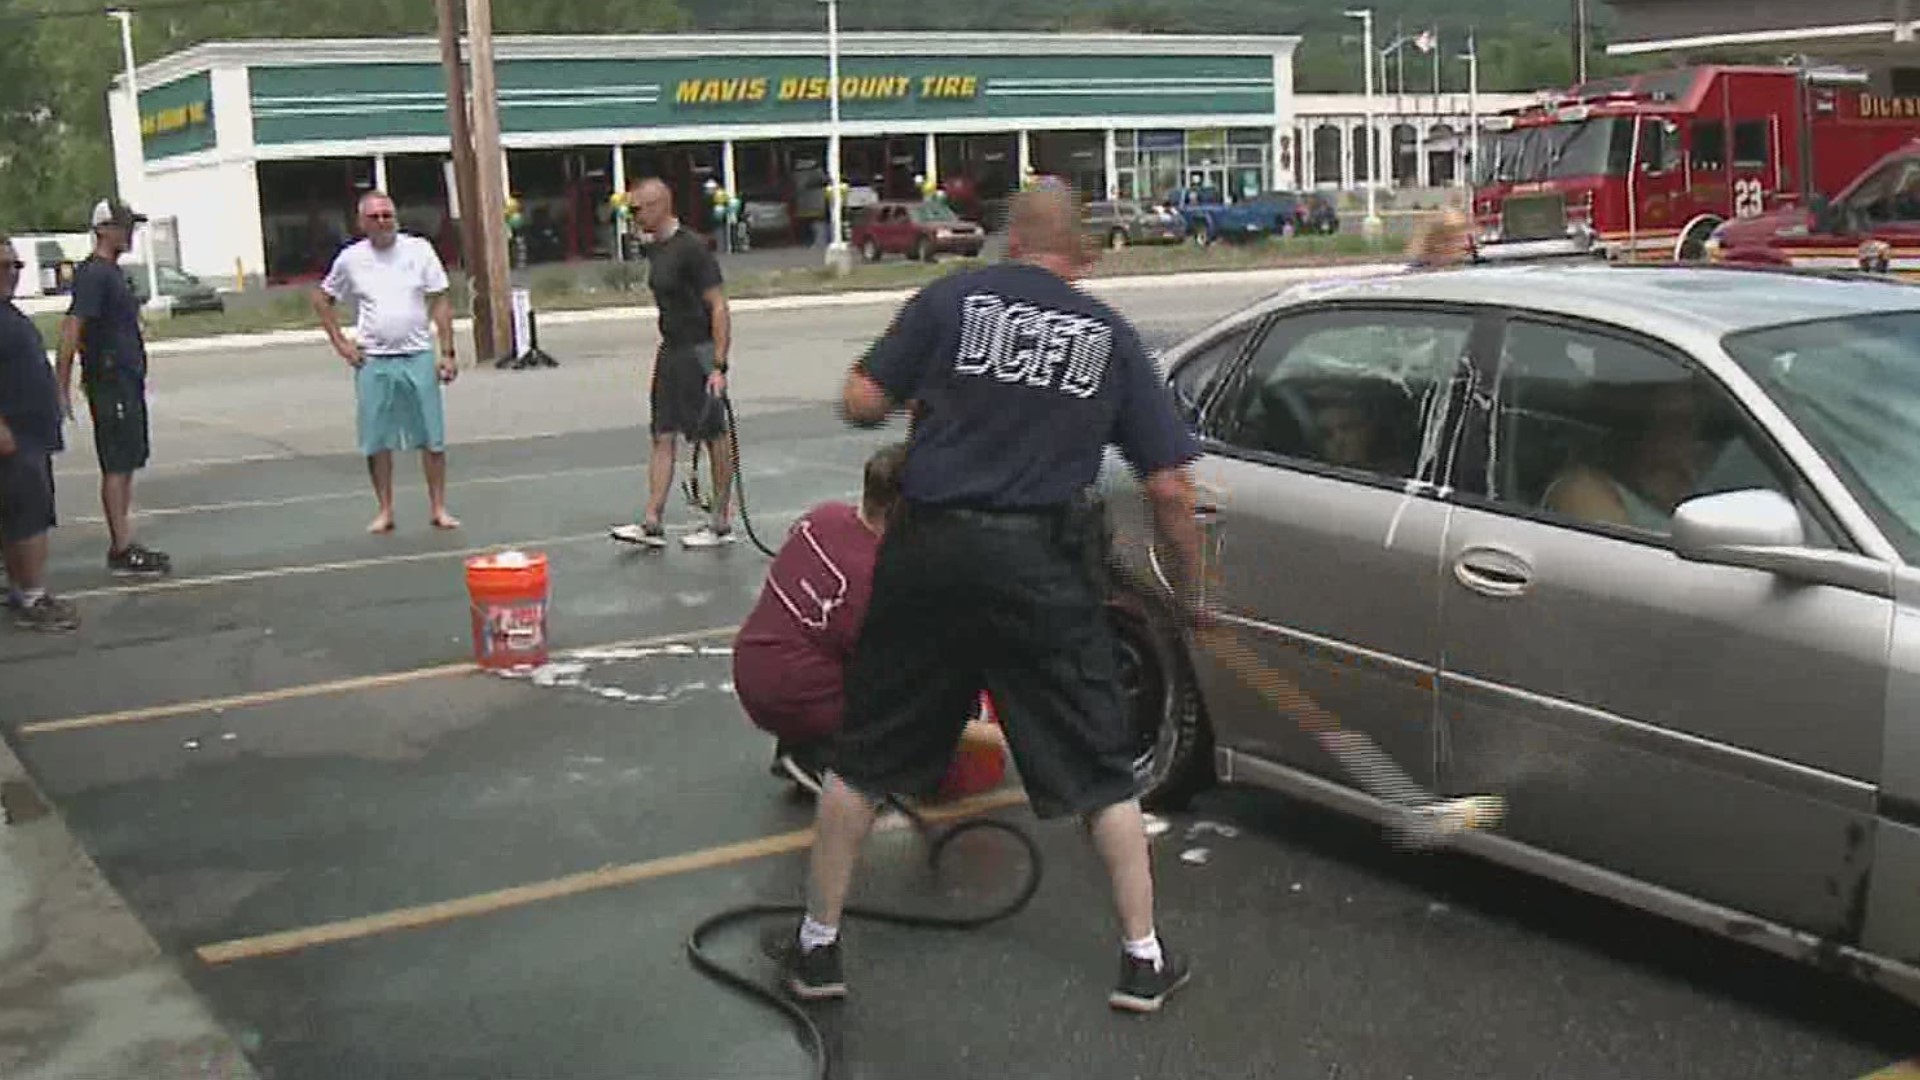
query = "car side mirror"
xmin=1672 ymin=489 xmax=1892 ymax=596
xmin=1673 ymin=489 xmax=1805 ymax=552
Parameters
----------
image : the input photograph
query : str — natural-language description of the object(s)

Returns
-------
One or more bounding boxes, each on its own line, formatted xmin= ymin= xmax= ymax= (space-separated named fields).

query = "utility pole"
xmin=434 ymin=0 xmax=494 ymax=363
xmin=464 ymin=0 xmax=512 ymax=363
xmin=1572 ymin=0 xmax=1590 ymax=83
xmin=109 ymin=10 xmax=162 ymax=310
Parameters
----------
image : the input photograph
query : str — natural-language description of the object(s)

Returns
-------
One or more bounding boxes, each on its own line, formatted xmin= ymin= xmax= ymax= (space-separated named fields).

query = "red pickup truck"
xmin=1711 ymin=140 xmax=1920 ymax=273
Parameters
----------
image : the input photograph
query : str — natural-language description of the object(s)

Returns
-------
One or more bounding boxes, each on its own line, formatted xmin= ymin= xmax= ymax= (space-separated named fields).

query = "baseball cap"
xmin=90 ymin=198 xmax=148 ymax=230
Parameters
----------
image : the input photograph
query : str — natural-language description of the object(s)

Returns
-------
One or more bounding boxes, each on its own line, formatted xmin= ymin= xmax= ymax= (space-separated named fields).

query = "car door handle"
xmin=1453 ymin=545 xmax=1533 ymax=598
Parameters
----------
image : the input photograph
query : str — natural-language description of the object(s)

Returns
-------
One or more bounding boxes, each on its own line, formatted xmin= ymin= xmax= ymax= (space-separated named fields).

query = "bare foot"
xmin=368 ymin=512 xmax=396 ymax=534
xmin=431 ymin=510 xmax=461 ymax=530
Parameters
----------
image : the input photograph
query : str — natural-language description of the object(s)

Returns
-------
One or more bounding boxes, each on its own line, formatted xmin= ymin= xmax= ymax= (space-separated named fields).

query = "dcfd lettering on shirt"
xmin=954 ymin=291 xmax=1112 ymax=399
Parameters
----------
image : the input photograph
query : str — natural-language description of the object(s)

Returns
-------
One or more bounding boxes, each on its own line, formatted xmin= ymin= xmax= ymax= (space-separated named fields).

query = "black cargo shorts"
xmin=828 ymin=498 xmax=1138 ymax=820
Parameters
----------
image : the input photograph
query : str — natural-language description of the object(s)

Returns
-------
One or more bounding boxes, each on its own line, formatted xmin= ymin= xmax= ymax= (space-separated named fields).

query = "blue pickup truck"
xmin=1162 ymin=186 xmax=1275 ymax=245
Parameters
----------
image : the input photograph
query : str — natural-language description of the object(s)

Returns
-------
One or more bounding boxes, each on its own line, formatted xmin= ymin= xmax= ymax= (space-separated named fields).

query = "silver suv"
xmin=1100 ymin=262 xmax=1920 ymax=1009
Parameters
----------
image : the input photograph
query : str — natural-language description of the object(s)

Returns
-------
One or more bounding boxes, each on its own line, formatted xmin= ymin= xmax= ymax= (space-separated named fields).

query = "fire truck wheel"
xmin=1676 ymin=219 xmax=1719 ymax=263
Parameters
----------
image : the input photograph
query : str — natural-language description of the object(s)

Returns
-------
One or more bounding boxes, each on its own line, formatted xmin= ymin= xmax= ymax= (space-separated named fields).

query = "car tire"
xmin=861 ymin=239 xmax=881 ymax=262
xmin=1109 ymin=228 xmax=1129 ymax=251
xmin=1193 ymin=222 xmax=1214 ymax=247
xmin=913 ymin=237 xmax=933 ymax=262
xmin=1108 ymin=586 xmax=1213 ymax=812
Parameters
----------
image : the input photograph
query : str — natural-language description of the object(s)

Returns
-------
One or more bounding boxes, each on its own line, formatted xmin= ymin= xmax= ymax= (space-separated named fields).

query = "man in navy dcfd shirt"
xmin=778 ymin=181 xmax=1213 ymax=1015
xmin=54 ymin=199 xmax=171 ymax=577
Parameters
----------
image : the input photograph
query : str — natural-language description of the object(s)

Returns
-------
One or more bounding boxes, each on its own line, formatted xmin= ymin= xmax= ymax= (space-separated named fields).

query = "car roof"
xmin=1248 ymin=263 xmax=1920 ymax=340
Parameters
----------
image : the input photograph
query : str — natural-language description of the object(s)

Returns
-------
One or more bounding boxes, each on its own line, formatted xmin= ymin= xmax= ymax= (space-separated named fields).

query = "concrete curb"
xmin=138 ymin=261 xmax=1405 ymax=358
xmin=0 ymin=741 xmax=261 ymax=1080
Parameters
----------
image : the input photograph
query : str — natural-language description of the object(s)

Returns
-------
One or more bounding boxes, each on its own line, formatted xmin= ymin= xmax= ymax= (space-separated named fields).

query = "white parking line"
xmin=62 ymin=529 xmax=611 ymax=600
xmin=65 ymin=463 xmax=644 ymax=524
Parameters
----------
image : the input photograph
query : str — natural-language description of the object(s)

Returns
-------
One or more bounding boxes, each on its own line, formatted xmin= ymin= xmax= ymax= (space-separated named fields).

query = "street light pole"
xmin=1462 ymin=31 xmax=1480 ymax=183
xmin=109 ymin=9 xmax=163 ymax=310
xmin=821 ymin=0 xmax=849 ymax=272
xmin=1345 ymin=8 xmax=1381 ymax=235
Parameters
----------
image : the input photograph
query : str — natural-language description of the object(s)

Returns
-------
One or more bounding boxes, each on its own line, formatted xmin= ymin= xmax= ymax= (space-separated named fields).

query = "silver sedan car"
xmin=1099 ymin=262 xmax=1920 ymax=1009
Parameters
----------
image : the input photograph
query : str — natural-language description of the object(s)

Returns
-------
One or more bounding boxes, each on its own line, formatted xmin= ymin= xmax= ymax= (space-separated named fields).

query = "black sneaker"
xmin=778 ymin=932 xmax=847 ymax=1002
xmin=107 ymin=543 xmax=171 ymax=578
xmin=13 ymin=594 xmax=78 ymax=633
xmin=1108 ymin=944 xmax=1192 ymax=1013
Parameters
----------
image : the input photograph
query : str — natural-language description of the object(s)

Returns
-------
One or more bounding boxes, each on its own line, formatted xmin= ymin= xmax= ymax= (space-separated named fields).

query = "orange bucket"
xmin=938 ymin=691 xmax=1009 ymax=800
xmin=465 ymin=550 xmax=550 ymax=669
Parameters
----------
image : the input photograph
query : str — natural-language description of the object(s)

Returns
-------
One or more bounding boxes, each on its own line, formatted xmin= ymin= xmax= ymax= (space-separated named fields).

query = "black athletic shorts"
xmin=84 ymin=371 xmax=150 ymax=475
xmin=828 ymin=499 xmax=1138 ymax=820
xmin=0 ymin=450 xmax=56 ymax=544
xmin=649 ymin=342 xmax=725 ymax=441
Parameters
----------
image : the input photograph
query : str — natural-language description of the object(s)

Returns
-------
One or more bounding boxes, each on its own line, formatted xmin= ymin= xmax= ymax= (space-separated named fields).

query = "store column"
xmin=924 ymin=131 xmax=938 ymax=189
xmin=374 ymin=153 xmax=389 ymax=194
xmin=1017 ymin=129 xmax=1032 ymax=186
xmin=1301 ymin=121 xmax=1316 ymax=190
xmin=1339 ymin=122 xmax=1354 ymax=191
xmin=1416 ymin=125 xmax=1430 ymax=188
xmin=1104 ymin=129 xmax=1119 ymax=199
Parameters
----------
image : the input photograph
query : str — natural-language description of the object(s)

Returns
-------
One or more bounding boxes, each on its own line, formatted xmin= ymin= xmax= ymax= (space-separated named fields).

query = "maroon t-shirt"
xmin=732 ymin=502 xmax=880 ymax=720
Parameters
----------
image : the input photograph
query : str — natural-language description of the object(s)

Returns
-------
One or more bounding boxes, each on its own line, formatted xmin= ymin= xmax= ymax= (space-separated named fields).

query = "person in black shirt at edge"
xmin=776 ymin=180 xmax=1213 ymax=1014
xmin=53 ymin=199 xmax=171 ymax=577
xmin=609 ymin=177 xmax=737 ymax=550
xmin=0 ymin=232 xmax=79 ymax=631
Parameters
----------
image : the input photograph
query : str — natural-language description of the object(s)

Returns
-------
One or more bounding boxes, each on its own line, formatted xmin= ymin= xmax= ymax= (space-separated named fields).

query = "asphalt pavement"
xmin=2 ymin=273 xmax=1916 ymax=1080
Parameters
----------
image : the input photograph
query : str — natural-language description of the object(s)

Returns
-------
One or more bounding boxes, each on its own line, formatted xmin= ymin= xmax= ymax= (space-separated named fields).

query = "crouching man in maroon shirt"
xmin=732 ymin=441 xmax=1003 ymax=794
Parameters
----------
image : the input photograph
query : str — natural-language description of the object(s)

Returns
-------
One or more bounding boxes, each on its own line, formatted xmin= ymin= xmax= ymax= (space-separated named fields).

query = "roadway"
xmin=3 ymin=270 xmax=1915 ymax=1079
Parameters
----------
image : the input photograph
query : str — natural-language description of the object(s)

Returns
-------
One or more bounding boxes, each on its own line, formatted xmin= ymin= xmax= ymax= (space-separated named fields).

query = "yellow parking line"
xmin=16 ymin=624 xmax=740 ymax=736
xmin=194 ymin=787 xmax=1032 ymax=966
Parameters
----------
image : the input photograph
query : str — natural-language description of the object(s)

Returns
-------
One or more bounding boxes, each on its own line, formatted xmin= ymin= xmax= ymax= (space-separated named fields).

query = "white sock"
xmin=1123 ymin=932 xmax=1163 ymax=971
xmin=19 ymin=588 xmax=45 ymax=606
xmin=799 ymin=915 xmax=839 ymax=952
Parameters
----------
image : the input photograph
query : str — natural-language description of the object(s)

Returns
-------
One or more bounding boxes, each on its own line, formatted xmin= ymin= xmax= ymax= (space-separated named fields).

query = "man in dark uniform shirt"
xmin=54 ymin=199 xmax=171 ymax=577
xmin=0 ymin=232 xmax=79 ymax=631
xmin=609 ymin=177 xmax=737 ymax=550
xmin=778 ymin=181 xmax=1213 ymax=1014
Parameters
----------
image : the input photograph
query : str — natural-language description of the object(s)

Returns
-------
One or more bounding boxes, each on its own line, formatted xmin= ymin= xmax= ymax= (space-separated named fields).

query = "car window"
xmin=1483 ymin=317 xmax=1834 ymax=545
xmin=1206 ymin=307 xmax=1474 ymax=483
xmin=1168 ymin=323 xmax=1254 ymax=423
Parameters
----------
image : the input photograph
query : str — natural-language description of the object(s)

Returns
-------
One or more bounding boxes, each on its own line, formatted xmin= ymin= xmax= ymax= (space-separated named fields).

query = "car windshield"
xmin=1722 ymin=311 xmax=1920 ymax=562
xmin=158 ymin=266 xmax=196 ymax=287
xmin=912 ymin=202 xmax=960 ymax=223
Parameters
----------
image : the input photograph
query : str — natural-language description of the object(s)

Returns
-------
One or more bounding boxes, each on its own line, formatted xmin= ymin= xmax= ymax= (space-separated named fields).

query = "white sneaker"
xmin=610 ymin=522 xmax=667 ymax=548
xmin=681 ymin=524 xmax=737 ymax=549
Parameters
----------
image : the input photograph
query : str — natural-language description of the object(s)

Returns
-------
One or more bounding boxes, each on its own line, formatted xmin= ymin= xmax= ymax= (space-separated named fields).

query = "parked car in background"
xmin=1236 ymin=190 xmax=1344 ymax=237
xmin=1101 ymin=260 xmax=1920 ymax=1011
xmin=850 ymin=199 xmax=986 ymax=262
xmin=1162 ymin=186 xmax=1274 ymax=245
xmin=123 ymin=262 xmax=225 ymax=314
xmin=1083 ymin=199 xmax=1188 ymax=250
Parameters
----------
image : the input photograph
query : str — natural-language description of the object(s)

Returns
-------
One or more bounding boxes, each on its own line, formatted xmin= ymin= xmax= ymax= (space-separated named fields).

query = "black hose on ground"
xmin=684 ymin=797 xmax=1044 ymax=1080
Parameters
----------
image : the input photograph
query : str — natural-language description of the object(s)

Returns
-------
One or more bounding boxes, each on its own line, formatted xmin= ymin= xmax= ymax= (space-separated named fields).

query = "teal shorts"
xmin=355 ymin=350 xmax=447 ymax=457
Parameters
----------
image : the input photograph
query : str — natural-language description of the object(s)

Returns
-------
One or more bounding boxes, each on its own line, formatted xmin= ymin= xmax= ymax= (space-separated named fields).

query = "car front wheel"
xmin=1109 ymin=590 xmax=1213 ymax=811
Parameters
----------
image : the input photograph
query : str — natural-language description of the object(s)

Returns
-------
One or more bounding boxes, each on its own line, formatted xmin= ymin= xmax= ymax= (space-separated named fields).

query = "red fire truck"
xmin=1470 ymin=64 xmax=1920 ymax=264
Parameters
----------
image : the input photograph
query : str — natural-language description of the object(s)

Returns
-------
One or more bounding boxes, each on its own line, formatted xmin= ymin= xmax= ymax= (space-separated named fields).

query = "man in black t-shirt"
xmin=776 ymin=181 xmax=1213 ymax=1015
xmin=608 ymin=178 xmax=737 ymax=550
xmin=0 ymin=232 xmax=78 ymax=631
xmin=53 ymin=199 xmax=171 ymax=577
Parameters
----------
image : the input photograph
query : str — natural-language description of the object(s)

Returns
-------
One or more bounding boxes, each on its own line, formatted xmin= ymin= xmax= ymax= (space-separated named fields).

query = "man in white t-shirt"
xmin=312 ymin=190 xmax=461 ymax=533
